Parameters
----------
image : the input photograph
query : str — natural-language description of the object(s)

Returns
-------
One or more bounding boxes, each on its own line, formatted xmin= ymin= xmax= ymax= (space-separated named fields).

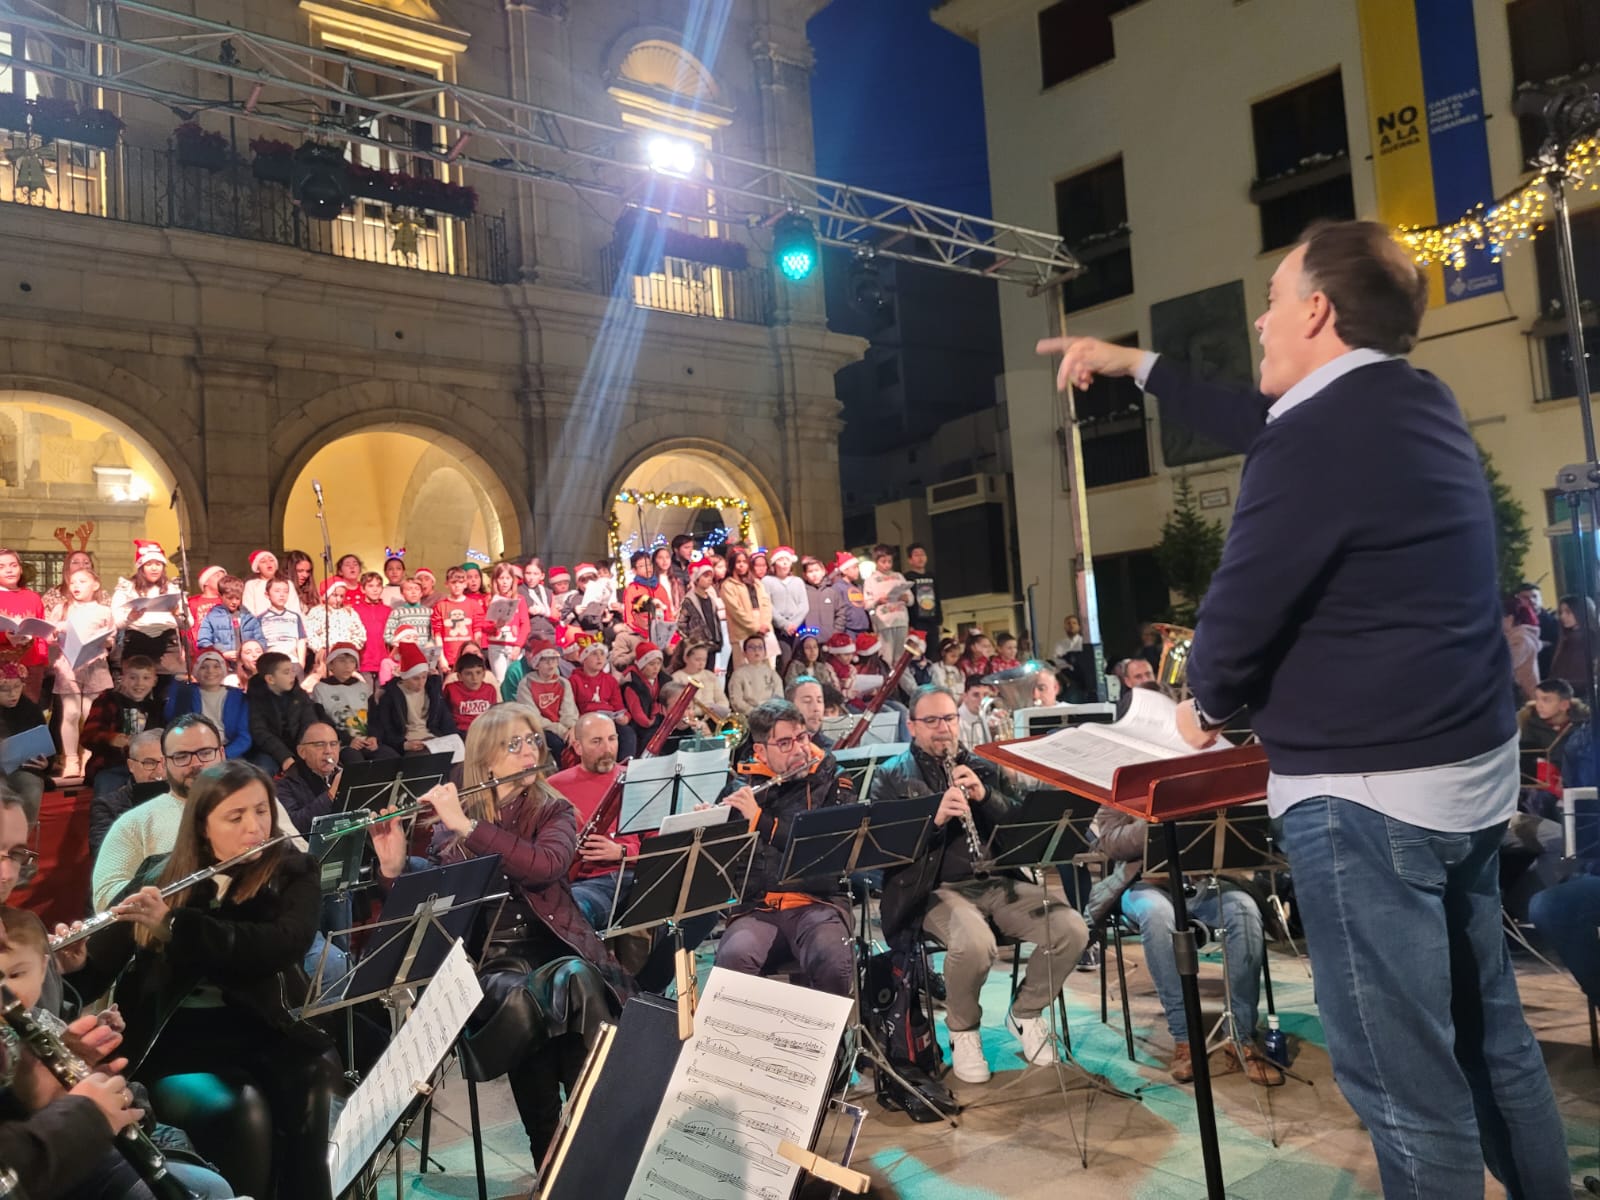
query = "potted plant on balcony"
xmin=174 ymin=122 xmax=230 ymax=170
xmin=249 ymin=136 xmax=294 ymax=184
xmin=71 ymin=106 xmax=123 ymax=149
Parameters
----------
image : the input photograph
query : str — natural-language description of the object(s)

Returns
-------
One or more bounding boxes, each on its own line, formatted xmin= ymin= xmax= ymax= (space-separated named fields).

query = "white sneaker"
xmin=1007 ymin=1011 xmax=1057 ymax=1067
xmin=949 ymin=1030 xmax=991 ymax=1083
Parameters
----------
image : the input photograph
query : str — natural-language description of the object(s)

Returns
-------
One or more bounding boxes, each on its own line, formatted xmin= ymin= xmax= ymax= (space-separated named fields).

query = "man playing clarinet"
xmin=1040 ymin=219 xmax=1567 ymax=1197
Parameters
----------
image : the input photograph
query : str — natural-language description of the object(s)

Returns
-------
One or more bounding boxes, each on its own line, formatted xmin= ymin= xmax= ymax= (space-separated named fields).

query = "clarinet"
xmin=0 ymin=985 xmax=199 ymax=1200
xmin=938 ymin=746 xmax=990 ymax=877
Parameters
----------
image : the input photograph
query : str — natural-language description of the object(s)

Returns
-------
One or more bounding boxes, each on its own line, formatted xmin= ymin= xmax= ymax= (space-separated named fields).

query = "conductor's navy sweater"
xmin=1147 ymin=354 xmax=1515 ymax=776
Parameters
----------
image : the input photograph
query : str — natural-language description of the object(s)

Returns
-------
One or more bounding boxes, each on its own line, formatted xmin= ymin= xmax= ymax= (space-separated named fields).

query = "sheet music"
xmin=1001 ymin=689 xmax=1224 ymax=790
xmin=61 ymin=609 xmax=114 ymax=671
xmin=847 ymin=673 xmax=882 ymax=698
xmin=423 ymin=733 xmax=465 ymax=764
xmin=0 ymin=725 xmax=54 ymax=775
xmin=123 ymin=592 xmax=181 ymax=616
xmin=618 ymin=746 xmax=731 ymax=835
xmin=0 ymin=615 xmax=54 ymax=639
xmin=627 ymin=968 xmax=851 ymax=1200
xmin=326 ymin=939 xmax=482 ymax=1195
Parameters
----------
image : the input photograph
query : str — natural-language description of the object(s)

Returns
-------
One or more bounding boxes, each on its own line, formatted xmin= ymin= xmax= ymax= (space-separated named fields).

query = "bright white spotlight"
xmin=646 ymin=135 xmax=697 ymax=176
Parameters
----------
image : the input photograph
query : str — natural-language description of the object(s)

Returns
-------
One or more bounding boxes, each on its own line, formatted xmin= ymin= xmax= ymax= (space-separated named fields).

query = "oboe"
xmin=939 ymin=746 xmax=989 ymax=875
xmin=0 ymin=984 xmax=199 ymax=1200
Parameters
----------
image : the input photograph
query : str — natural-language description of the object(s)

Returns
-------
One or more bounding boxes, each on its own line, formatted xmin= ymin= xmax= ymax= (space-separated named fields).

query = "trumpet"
xmin=319 ymin=763 xmax=547 ymax=843
xmin=51 ymin=831 xmax=298 ymax=953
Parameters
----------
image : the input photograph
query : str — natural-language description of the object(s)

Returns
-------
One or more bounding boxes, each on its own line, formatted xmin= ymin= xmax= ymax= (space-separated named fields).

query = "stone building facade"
xmin=0 ymin=0 xmax=864 ymax=584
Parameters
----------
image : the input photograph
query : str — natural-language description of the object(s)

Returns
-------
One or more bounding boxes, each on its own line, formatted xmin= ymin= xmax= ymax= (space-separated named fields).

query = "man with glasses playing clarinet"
xmin=870 ymin=685 xmax=1088 ymax=1084
xmin=713 ymin=698 xmax=857 ymax=996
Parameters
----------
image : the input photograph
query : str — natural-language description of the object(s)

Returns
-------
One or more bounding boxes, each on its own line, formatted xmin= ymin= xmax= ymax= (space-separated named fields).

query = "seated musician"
xmin=547 ymin=713 xmax=639 ymax=930
xmin=786 ymin=676 xmax=832 ymax=750
xmin=713 ymin=699 xmax=856 ymax=997
xmin=869 ymin=685 xmax=1088 ymax=1084
xmin=367 ymin=702 xmax=633 ymax=1163
xmin=1086 ymin=806 xmax=1281 ymax=1086
xmin=73 ymin=760 xmax=341 ymax=1200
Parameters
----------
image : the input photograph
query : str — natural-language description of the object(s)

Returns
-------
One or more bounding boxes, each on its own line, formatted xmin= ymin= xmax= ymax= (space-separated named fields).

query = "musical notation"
xmin=666 ymin=1118 xmax=784 ymax=1176
xmin=675 ymin=1090 xmax=800 ymax=1144
xmin=702 ymin=1016 xmax=825 ymax=1058
xmin=696 ymin=1038 xmax=816 ymax=1087
xmin=685 ymin=1064 xmax=807 ymax=1112
xmin=710 ymin=988 xmax=832 ymax=1030
xmin=642 ymin=1172 xmax=779 ymax=1200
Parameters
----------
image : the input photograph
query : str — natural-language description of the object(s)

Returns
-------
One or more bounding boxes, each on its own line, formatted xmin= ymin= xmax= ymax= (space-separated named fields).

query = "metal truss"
xmin=0 ymin=0 xmax=1081 ymax=288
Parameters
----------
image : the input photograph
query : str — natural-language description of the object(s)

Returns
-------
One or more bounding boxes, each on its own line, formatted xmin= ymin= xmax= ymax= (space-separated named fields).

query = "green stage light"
xmin=773 ymin=212 xmax=818 ymax=281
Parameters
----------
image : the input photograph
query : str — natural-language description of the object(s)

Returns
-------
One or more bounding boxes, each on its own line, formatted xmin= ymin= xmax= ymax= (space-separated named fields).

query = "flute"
xmin=320 ymin=763 xmax=548 ymax=843
xmin=50 ymin=830 xmax=297 ymax=953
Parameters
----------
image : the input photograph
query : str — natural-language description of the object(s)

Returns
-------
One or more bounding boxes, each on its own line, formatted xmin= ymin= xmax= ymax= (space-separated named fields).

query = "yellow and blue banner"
xmin=1358 ymin=0 xmax=1501 ymax=306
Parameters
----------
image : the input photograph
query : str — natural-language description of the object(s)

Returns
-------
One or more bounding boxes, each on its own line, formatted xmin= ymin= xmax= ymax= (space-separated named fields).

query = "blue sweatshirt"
xmin=1151 ymin=354 xmax=1514 ymax=775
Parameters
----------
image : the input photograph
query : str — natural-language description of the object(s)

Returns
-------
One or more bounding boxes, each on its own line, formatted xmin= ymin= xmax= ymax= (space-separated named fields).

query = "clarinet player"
xmin=869 ymin=684 xmax=1087 ymax=1084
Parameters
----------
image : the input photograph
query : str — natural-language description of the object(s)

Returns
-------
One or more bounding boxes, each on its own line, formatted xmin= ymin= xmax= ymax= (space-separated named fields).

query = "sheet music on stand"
xmin=617 ymin=744 xmax=730 ymax=836
xmin=820 ymin=710 xmax=900 ymax=747
xmin=335 ymin=754 xmax=454 ymax=814
xmin=1141 ymin=804 xmax=1284 ymax=882
xmin=325 ymin=939 xmax=483 ymax=1196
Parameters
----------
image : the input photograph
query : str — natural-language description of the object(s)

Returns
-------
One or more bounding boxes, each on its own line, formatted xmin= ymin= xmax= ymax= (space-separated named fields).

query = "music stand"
xmin=985 ymin=788 xmax=1102 ymax=873
xmin=603 ymin=822 xmax=758 ymax=938
xmin=1140 ymin=806 xmax=1284 ymax=883
xmin=336 ymin=754 xmax=454 ymax=814
xmin=306 ymin=811 xmax=370 ymax=896
xmin=775 ymin=797 xmax=936 ymax=884
xmin=615 ymin=745 xmax=730 ymax=835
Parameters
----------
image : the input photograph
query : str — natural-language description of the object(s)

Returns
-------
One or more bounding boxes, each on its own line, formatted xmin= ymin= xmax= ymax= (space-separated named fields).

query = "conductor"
xmin=1039 ymin=219 xmax=1567 ymax=1198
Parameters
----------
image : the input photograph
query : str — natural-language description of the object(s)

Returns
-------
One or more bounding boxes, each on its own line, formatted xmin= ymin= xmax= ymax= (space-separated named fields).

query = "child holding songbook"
xmin=0 ymin=661 xmax=49 ymax=821
xmin=48 ymin=568 xmax=114 ymax=783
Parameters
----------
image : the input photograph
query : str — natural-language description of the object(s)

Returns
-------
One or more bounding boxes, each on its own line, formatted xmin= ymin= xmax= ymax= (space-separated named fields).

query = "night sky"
xmin=806 ymin=0 xmax=992 ymax=219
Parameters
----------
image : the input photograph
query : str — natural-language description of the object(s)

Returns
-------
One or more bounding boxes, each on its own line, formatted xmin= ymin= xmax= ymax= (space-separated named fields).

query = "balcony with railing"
xmin=600 ymin=242 xmax=772 ymax=326
xmin=0 ymin=139 xmax=510 ymax=283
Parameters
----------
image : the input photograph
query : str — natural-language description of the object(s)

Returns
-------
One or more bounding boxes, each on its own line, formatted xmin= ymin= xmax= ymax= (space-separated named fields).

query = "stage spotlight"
xmin=646 ymin=135 xmax=698 ymax=176
xmin=291 ymin=141 xmax=349 ymax=220
xmin=773 ymin=212 xmax=818 ymax=282
xmin=848 ymin=253 xmax=888 ymax=315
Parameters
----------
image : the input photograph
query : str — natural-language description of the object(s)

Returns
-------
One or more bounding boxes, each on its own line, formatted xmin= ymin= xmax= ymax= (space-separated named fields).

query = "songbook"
xmin=122 ymin=592 xmax=181 ymax=616
xmin=422 ymin=733 xmax=465 ymax=764
xmin=0 ymin=614 xmax=53 ymax=640
xmin=976 ymin=688 xmax=1268 ymax=821
xmin=60 ymin=610 xmax=114 ymax=671
xmin=0 ymin=725 xmax=53 ymax=774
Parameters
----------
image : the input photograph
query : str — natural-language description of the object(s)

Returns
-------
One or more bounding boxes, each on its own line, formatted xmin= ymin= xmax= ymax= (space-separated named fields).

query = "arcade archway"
xmin=281 ymin=429 xmax=519 ymax=575
xmin=609 ymin=442 xmax=787 ymax=555
xmin=0 ymin=393 xmax=183 ymax=592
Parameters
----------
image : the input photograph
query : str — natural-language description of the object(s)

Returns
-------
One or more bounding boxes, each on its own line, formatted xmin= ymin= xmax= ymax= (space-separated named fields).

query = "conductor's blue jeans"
xmin=1280 ymin=796 xmax=1569 ymax=1199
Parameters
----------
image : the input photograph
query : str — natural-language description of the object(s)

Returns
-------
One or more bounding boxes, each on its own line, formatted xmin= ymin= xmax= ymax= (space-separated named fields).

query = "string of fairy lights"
xmin=1395 ymin=134 xmax=1599 ymax=270
xmin=608 ymin=488 xmax=754 ymax=558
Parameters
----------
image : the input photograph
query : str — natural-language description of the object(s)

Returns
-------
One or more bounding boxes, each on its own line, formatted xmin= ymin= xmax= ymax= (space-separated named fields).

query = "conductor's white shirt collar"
xmin=1266 ymin=347 xmax=1396 ymax=423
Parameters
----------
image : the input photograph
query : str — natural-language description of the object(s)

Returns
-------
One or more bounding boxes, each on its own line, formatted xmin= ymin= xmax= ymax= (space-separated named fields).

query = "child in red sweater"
xmin=431 ymin=566 xmax=486 ymax=669
xmin=443 ymin=652 xmax=498 ymax=734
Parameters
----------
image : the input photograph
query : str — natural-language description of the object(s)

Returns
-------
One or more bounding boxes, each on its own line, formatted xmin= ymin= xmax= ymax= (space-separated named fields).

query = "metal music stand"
xmin=774 ymin=797 xmax=937 ymax=884
xmin=603 ymin=821 xmax=759 ymax=939
xmin=615 ymin=745 xmax=730 ymax=835
xmin=336 ymin=754 xmax=455 ymax=814
xmin=1140 ymin=807 xmax=1284 ymax=884
xmin=985 ymin=788 xmax=1102 ymax=873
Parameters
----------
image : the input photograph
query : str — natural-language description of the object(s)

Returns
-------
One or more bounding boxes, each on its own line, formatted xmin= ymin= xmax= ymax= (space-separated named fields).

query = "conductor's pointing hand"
xmin=1036 ymin=336 xmax=1145 ymax=393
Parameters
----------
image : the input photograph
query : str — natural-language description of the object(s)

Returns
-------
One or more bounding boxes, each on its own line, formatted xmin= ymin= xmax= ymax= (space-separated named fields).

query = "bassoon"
xmin=836 ymin=632 xmax=925 ymax=750
xmin=569 ymin=679 xmax=700 ymax=876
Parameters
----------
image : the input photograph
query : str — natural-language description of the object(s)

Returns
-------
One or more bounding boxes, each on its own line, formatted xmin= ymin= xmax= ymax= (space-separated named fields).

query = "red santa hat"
xmin=133 ymin=539 xmax=168 ymax=568
xmin=392 ymin=626 xmax=421 ymax=645
xmin=193 ymin=648 xmax=226 ymax=672
xmin=634 ymin=641 xmax=663 ymax=668
xmin=327 ymin=641 xmax=360 ymax=664
xmin=320 ymin=577 xmax=348 ymax=598
xmin=248 ymin=549 xmax=276 ymax=572
xmin=526 ymin=638 xmax=560 ymax=662
xmin=905 ymin=630 xmax=927 ymax=658
xmin=825 ymin=632 xmax=856 ymax=656
xmin=414 ymin=567 xmax=436 ymax=582
xmin=0 ymin=660 xmax=24 ymax=680
xmin=770 ymin=546 xmax=798 ymax=567
xmin=198 ymin=565 xmax=226 ymax=590
xmin=574 ymin=562 xmax=599 ymax=582
xmin=854 ymin=631 xmax=881 ymax=659
xmin=396 ymin=641 xmax=430 ymax=678
xmin=548 ymin=565 xmax=571 ymax=585
xmin=689 ymin=554 xmax=716 ymax=580
xmin=832 ymin=550 xmax=858 ymax=574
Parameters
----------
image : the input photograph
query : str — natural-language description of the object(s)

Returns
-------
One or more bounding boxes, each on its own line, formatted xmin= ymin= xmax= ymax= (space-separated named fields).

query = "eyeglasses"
xmin=505 ymin=734 xmax=540 ymax=754
xmin=299 ymin=740 xmax=340 ymax=752
xmin=166 ymin=746 xmax=222 ymax=767
xmin=131 ymin=756 xmax=164 ymax=771
xmin=2 ymin=847 xmax=38 ymax=879
xmin=911 ymin=713 xmax=960 ymax=728
xmin=764 ymin=730 xmax=811 ymax=754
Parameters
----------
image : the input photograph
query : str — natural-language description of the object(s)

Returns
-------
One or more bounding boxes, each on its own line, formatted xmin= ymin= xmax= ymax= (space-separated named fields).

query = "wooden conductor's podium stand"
xmin=977 ymin=736 xmax=1270 ymax=1200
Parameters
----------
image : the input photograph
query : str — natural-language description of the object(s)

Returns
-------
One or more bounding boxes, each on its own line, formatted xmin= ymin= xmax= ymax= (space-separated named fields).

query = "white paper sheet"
xmin=61 ymin=610 xmax=114 ymax=671
xmin=326 ymin=939 xmax=482 ymax=1195
xmin=617 ymin=745 xmax=731 ymax=834
xmin=627 ymin=967 xmax=851 ymax=1200
xmin=0 ymin=615 xmax=54 ymax=640
xmin=1000 ymin=688 xmax=1226 ymax=790
xmin=423 ymin=733 xmax=465 ymax=764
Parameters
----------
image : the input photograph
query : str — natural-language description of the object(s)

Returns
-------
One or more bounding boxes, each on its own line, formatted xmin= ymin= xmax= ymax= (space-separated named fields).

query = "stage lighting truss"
xmin=0 ymin=0 xmax=1081 ymax=290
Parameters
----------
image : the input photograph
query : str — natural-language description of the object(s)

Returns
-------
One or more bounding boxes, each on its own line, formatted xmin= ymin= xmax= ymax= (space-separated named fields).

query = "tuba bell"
xmin=1151 ymin=623 xmax=1195 ymax=697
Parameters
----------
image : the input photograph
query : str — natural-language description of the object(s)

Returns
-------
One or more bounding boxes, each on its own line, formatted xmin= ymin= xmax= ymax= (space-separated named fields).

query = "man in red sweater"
xmin=548 ymin=713 xmax=639 ymax=929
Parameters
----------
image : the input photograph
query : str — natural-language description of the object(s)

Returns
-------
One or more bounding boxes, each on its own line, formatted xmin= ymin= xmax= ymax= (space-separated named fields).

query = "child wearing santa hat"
xmin=512 ymin=639 xmax=578 ymax=749
xmin=164 ymin=648 xmax=252 ymax=760
xmin=242 ymin=549 xmax=297 ymax=617
xmin=305 ymin=577 xmax=367 ymax=666
xmin=313 ymin=641 xmax=388 ymax=763
xmin=371 ymin=640 xmax=453 ymax=756
xmin=622 ymin=640 xmax=667 ymax=747
xmin=111 ymin=540 xmax=185 ymax=678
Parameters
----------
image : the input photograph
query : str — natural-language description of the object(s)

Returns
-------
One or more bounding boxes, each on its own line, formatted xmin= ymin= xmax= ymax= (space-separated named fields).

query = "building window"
xmin=1038 ymin=0 xmax=1142 ymax=89
xmin=1508 ymin=0 xmax=1600 ymax=163
xmin=0 ymin=29 xmax=42 ymax=99
xmin=1249 ymin=71 xmax=1354 ymax=252
xmin=1055 ymin=156 xmax=1132 ymax=313
xmin=1075 ymin=333 xmax=1149 ymax=487
xmin=1531 ymin=204 xmax=1600 ymax=402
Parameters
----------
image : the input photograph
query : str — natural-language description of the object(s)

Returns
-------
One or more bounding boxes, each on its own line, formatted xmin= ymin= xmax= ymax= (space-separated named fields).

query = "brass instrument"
xmin=318 ymin=764 xmax=548 ymax=844
xmin=977 ymin=661 xmax=1045 ymax=744
xmin=711 ymin=710 xmax=749 ymax=748
xmin=1152 ymin=623 xmax=1195 ymax=696
xmin=51 ymin=831 xmax=298 ymax=952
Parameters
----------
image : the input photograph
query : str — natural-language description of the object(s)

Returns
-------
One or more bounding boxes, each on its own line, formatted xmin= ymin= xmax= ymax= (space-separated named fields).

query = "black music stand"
xmin=604 ymin=822 xmax=759 ymax=939
xmin=1140 ymin=807 xmax=1284 ymax=883
xmin=775 ymin=797 xmax=937 ymax=883
xmin=336 ymin=754 xmax=455 ymax=814
xmin=985 ymin=788 xmax=1102 ymax=873
xmin=307 ymin=811 xmax=370 ymax=896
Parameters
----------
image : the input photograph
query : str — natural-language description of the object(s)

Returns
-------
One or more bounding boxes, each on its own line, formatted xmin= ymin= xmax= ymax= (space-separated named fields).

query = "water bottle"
xmin=1262 ymin=1013 xmax=1289 ymax=1068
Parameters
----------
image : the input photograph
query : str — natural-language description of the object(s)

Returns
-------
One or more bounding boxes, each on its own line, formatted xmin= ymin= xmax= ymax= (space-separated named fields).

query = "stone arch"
xmin=0 ymin=357 xmax=207 ymax=559
xmin=605 ymin=435 xmax=790 ymax=554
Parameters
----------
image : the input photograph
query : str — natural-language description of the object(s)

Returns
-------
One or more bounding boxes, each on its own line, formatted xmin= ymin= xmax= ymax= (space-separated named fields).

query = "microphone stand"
xmin=168 ymin=487 xmax=195 ymax=678
xmin=314 ymin=480 xmax=333 ymax=670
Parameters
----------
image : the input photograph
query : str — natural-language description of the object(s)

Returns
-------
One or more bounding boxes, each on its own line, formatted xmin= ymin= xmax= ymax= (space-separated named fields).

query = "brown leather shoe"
xmin=1241 ymin=1046 xmax=1285 ymax=1088
xmin=1169 ymin=1041 xmax=1195 ymax=1083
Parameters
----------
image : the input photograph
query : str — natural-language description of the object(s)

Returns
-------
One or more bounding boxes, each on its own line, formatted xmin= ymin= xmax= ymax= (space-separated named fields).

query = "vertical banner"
xmin=1358 ymin=0 xmax=1502 ymax=305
